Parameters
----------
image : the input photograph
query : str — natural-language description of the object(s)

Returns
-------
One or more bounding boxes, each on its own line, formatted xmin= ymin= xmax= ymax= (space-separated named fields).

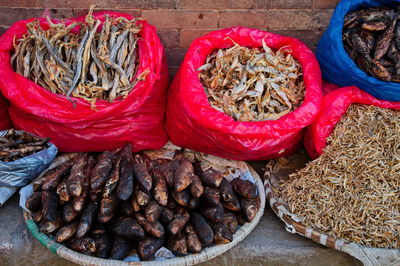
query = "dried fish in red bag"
xmin=0 ymin=10 xmax=169 ymax=153
xmin=167 ymin=27 xmax=321 ymax=161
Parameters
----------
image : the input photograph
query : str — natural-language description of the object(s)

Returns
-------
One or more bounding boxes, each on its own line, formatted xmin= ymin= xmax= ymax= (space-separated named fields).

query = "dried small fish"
xmin=199 ymin=40 xmax=304 ymax=121
xmin=275 ymin=105 xmax=400 ymax=249
xmin=11 ymin=6 xmax=144 ymax=105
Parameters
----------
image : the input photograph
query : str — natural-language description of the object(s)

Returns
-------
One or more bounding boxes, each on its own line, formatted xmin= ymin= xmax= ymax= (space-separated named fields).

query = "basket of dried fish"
xmin=265 ymin=86 xmax=400 ymax=266
xmin=166 ymin=26 xmax=322 ymax=161
xmin=0 ymin=129 xmax=57 ymax=206
xmin=0 ymin=8 xmax=168 ymax=152
xmin=20 ymin=143 xmax=265 ymax=265
xmin=0 ymin=92 xmax=10 ymax=130
xmin=317 ymin=0 xmax=400 ymax=101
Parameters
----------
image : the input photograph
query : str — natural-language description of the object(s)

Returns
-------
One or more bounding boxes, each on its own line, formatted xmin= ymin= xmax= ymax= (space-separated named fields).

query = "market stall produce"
xmin=22 ymin=144 xmax=265 ymax=264
xmin=11 ymin=7 xmax=142 ymax=104
xmin=280 ymin=104 xmax=399 ymax=248
xmin=317 ymin=0 xmax=400 ymax=101
xmin=0 ymin=10 xmax=168 ymax=152
xmin=199 ymin=41 xmax=305 ymax=122
xmin=167 ymin=26 xmax=322 ymax=161
xmin=0 ymin=129 xmax=50 ymax=162
xmin=343 ymin=6 xmax=400 ymax=82
xmin=0 ymin=129 xmax=57 ymax=206
xmin=264 ymin=86 xmax=400 ymax=265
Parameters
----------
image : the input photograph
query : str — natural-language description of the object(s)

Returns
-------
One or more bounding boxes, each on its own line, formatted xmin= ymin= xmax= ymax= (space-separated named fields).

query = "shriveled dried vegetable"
xmin=27 ymin=145 xmax=260 ymax=260
xmin=274 ymin=104 xmax=400 ymax=248
xmin=343 ymin=6 xmax=400 ymax=82
xmin=198 ymin=40 xmax=305 ymax=121
xmin=11 ymin=6 xmax=144 ymax=106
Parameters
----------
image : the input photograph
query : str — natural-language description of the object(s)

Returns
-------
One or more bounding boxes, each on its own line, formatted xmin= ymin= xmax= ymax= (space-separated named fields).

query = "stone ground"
xmin=0 ymin=150 xmax=363 ymax=266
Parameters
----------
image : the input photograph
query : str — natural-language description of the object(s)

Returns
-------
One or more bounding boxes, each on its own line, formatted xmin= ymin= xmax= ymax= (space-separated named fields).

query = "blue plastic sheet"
xmin=317 ymin=0 xmax=400 ymax=101
xmin=0 ymin=130 xmax=58 ymax=187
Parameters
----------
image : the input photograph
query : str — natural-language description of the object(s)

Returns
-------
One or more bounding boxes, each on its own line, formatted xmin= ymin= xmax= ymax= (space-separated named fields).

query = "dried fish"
xmin=199 ymin=40 xmax=304 ymax=121
xmin=0 ymin=129 xmax=50 ymax=162
xmin=274 ymin=104 xmax=400 ymax=249
xmin=11 ymin=6 xmax=144 ymax=105
xmin=343 ymin=6 xmax=400 ymax=82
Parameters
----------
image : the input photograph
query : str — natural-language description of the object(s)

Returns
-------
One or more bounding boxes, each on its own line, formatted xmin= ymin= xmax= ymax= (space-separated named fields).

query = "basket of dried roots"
xmin=0 ymin=7 xmax=169 ymax=152
xmin=166 ymin=26 xmax=322 ymax=161
xmin=264 ymin=87 xmax=400 ymax=266
xmin=20 ymin=143 xmax=265 ymax=265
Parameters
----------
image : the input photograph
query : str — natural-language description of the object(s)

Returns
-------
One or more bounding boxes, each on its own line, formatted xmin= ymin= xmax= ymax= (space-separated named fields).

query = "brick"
xmin=265 ymin=9 xmax=333 ymax=30
xmin=0 ymin=0 xmax=38 ymax=7
xmin=256 ymin=0 xmax=312 ymax=9
xmin=179 ymin=29 xmax=217 ymax=48
xmin=177 ymin=0 xmax=255 ymax=9
xmin=0 ymin=25 xmax=9 ymax=36
xmin=39 ymin=0 xmax=99 ymax=9
xmin=168 ymin=66 xmax=180 ymax=81
xmin=142 ymin=10 xmax=218 ymax=29
xmin=219 ymin=11 xmax=266 ymax=29
xmin=70 ymin=8 xmax=141 ymax=18
xmin=166 ymin=47 xmax=188 ymax=67
xmin=96 ymin=0 xmax=176 ymax=9
xmin=0 ymin=7 xmax=142 ymax=27
xmin=158 ymin=28 xmax=179 ymax=48
xmin=0 ymin=8 xmax=64 ymax=26
xmin=269 ymin=29 xmax=324 ymax=51
xmin=313 ymin=0 xmax=340 ymax=9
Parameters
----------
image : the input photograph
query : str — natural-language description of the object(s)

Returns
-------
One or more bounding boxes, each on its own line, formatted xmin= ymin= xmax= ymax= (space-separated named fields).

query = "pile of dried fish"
xmin=198 ymin=41 xmax=305 ymax=121
xmin=0 ymin=129 xmax=50 ymax=162
xmin=11 ymin=7 xmax=143 ymax=105
xmin=26 ymin=144 xmax=260 ymax=260
xmin=274 ymin=104 xmax=400 ymax=248
xmin=343 ymin=6 xmax=400 ymax=82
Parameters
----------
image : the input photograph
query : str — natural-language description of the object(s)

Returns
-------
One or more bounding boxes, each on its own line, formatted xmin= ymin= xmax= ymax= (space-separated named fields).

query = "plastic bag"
xmin=0 ymin=129 xmax=57 ymax=205
xmin=304 ymin=86 xmax=400 ymax=159
xmin=316 ymin=0 xmax=400 ymax=101
xmin=0 ymin=12 xmax=169 ymax=152
xmin=166 ymin=26 xmax=322 ymax=161
xmin=0 ymin=92 xmax=11 ymax=130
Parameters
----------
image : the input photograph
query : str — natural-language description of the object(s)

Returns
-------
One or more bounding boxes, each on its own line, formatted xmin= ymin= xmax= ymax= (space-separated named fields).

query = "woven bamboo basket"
xmin=22 ymin=151 xmax=265 ymax=266
xmin=263 ymin=161 xmax=400 ymax=266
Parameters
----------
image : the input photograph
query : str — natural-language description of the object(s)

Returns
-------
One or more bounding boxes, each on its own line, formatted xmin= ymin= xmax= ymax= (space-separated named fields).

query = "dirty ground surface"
xmin=0 ymin=149 xmax=362 ymax=266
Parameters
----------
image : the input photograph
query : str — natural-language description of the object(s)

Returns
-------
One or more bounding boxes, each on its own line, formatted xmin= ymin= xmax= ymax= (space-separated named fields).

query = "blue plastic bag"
xmin=0 ymin=130 xmax=58 ymax=187
xmin=317 ymin=0 xmax=400 ymax=101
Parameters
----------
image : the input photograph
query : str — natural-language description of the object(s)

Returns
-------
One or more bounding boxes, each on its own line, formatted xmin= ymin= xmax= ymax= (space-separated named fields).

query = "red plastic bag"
xmin=0 ymin=92 xmax=11 ymax=130
xmin=305 ymin=86 xmax=400 ymax=159
xmin=0 ymin=12 xmax=169 ymax=152
xmin=166 ymin=27 xmax=322 ymax=161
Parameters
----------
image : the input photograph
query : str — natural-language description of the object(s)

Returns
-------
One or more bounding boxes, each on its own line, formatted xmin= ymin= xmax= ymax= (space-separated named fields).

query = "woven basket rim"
xmin=23 ymin=152 xmax=266 ymax=266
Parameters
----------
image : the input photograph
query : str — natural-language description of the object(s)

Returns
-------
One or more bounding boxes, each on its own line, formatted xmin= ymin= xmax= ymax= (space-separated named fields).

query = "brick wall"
xmin=0 ymin=0 xmax=340 ymax=78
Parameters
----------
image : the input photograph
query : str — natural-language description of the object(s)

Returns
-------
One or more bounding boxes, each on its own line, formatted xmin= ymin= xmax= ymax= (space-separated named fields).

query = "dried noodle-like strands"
xmin=198 ymin=40 xmax=305 ymax=121
xmin=274 ymin=104 xmax=400 ymax=249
